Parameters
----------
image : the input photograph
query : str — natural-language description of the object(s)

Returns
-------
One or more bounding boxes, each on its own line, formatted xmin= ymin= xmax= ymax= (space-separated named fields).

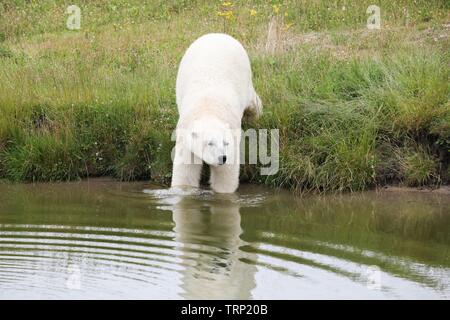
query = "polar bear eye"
xmin=223 ymin=141 xmax=229 ymax=146
xmin=207 ymin=141 xmax=215 ymax=146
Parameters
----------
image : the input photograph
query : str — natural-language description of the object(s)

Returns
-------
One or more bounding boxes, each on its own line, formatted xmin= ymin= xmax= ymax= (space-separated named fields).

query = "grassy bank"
xmin=0 ymin=0 xmax=449 ymax=191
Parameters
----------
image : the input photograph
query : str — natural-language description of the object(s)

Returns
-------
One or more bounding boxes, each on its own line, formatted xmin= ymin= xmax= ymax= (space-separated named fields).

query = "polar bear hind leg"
xmin=245 ymin=90 xmax=263 ymax=119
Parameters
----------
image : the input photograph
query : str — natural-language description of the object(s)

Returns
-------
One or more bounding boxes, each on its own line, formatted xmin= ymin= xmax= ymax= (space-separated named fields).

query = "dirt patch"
xmin=380 ymin=185 xmax=450 ymax=195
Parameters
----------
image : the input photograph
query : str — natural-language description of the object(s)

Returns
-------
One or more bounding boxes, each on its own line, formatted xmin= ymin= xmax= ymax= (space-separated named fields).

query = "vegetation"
xmin=0 ymin=0 xmax=449 ymax=191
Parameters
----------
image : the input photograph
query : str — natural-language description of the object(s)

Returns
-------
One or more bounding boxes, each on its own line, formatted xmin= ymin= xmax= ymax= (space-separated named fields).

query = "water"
xmin=0 ymin=179 xmax=448 ymax=299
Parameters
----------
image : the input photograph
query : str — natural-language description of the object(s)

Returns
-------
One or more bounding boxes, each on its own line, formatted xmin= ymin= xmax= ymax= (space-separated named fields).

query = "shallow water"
xmin=0 ymin=179 xmax=448 ymax=299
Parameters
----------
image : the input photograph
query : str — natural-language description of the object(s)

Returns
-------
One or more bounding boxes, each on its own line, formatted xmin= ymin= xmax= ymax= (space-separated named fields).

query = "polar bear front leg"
xmin=171 ymin=149 xmax=203 ymax=188
xmin=245 ymin=90 xmax=263 ymax=119
xmin=209 ymin=163 xmax=240 ymax=193
xmin=171 ymin=162 xmax=202 ymax=188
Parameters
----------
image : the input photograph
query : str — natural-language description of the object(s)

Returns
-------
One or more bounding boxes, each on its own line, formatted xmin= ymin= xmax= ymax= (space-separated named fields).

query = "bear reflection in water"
xmin=161 ymin=189 xmax=257 ymax=299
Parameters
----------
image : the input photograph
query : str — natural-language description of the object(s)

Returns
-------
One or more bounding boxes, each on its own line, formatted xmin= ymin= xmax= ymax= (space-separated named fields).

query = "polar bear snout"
xmin=200 ymin=135 xmax=231 ymax=166
xmin=180 ymin=118 xmax=237 ymax=166
xmin=218 ymin=155 xmax=227 ymax=165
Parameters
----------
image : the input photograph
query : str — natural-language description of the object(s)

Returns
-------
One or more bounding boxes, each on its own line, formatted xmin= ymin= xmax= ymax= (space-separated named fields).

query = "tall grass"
xmin=0 ymin=0 xmax=448 ymax=191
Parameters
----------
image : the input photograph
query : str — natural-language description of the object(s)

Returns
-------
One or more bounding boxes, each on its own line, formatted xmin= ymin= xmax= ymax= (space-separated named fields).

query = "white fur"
xmin=171 ymin=33 xmax=262 ymax=193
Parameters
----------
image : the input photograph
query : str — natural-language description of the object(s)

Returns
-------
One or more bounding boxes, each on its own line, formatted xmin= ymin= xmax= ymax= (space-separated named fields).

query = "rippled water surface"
xmin=0 ymin=179 xmax=449 ymax=299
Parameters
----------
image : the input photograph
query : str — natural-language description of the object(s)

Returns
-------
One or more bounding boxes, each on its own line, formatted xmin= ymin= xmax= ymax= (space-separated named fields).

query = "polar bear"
xmin=171 ymin=33 xmax=262 ymax=193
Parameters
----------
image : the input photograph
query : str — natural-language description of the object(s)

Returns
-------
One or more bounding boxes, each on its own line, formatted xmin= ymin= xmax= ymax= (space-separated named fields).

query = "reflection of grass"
xmin=243 ymin=236 xmax=448 ymax=292
xmin=240 ymin=190 xmax=450 ymax=278
xmin=0 ymin=1 xmax=449 ymax=190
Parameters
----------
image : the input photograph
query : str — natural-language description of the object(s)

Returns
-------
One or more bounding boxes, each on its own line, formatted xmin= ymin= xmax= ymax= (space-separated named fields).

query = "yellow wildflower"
xmin=217 ymin=10 xmax=234 ymax=20
xmin=272 ymin=4 xmax=280 ymax=15
xmin=250 ymin=9 xmax=257 ymax=17
xmin=222 ymin=1 xmax=233 ymax=7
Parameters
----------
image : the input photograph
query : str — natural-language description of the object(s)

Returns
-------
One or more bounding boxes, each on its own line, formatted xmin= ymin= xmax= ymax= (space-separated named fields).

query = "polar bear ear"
xmin=191 ymin=131 xmax=198 ymax=139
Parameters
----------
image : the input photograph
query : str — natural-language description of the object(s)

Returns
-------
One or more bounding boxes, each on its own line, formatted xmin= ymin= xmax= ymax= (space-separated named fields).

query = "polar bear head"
xmin=179 ymin=118 xmax=237 ymax=166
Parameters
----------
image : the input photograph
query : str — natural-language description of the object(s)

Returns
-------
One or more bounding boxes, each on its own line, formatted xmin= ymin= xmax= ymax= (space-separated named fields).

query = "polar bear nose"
xmin=218 ymin=155 xmax=227 ymax=165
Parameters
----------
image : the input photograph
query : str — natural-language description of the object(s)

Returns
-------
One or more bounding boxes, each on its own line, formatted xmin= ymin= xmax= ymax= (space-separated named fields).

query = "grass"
xmin=0 ymin=0 xmax=449 ymax=191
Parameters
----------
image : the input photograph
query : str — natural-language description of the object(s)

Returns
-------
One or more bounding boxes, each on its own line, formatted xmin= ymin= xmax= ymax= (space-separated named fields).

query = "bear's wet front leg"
xmin=171 ymin=148 xmax=203 ymax=188
xmin=209 ymin=163 xmax=240 ymax=193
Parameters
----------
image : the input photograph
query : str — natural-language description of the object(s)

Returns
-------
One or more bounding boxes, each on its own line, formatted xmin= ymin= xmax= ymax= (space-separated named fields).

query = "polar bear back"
xmin=176 ymin=33 xmax=255 ymax=118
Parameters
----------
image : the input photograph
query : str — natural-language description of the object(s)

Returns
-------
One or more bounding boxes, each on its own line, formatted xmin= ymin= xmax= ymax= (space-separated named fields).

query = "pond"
xmin=0 ymin=179 xmax=448 ymax=299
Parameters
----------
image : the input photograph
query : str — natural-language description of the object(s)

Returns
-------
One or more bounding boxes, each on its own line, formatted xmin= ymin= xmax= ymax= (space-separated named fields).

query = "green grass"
xmin=0 ymin=0 xmax=449 ymax=191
